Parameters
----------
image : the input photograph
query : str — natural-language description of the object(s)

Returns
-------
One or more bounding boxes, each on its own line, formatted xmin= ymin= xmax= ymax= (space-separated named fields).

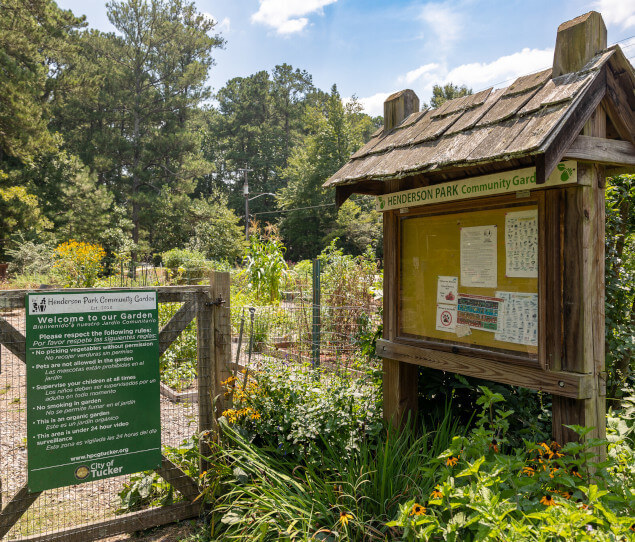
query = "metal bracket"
xmin=206 ymin=297 xmax=225 ymax=307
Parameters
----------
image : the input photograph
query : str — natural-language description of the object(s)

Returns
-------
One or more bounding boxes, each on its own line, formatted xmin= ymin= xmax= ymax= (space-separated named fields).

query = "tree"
xmin=0 ymin=0 xmax=85 ymax=167
xmin=427 ymin=83 xmax=472 ymax=110
xmin=54 ymin=0 xmax=224 ymax=251
xmin=201 ymin=64 xmax=316 ymax=222
xmin=277 ymin=86 xmax=380 ymax=260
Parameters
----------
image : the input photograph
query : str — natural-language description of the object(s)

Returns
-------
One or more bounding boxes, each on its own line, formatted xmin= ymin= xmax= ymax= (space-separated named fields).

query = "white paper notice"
xmin=460 ymin=225 xmax=497 ymax=288
xmin=494 ymin=291 xmax=538 ymax=346
xmin=436 ymin=276 xmax=458 ymax=305
xmin=505 ymin=210 xmax=538 ymax=278
xmin=436 ymin=304 xmax=457 ymax=333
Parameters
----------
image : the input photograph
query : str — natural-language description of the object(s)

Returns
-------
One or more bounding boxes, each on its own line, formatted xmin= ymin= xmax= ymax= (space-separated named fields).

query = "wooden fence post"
xmin=210 ymin=271 xmax=232 ymax=419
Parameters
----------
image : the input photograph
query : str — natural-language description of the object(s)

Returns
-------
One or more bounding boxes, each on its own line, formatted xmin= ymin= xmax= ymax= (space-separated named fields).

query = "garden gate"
xmin=0 ymin=273 xmax=232 ymax=541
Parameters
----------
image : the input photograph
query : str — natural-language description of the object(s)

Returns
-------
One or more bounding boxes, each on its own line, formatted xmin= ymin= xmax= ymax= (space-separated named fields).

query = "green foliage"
xmin=0 ymin=0 xmax=85 ymax=164
xmin=605 ymin=174 xmax=635 ymax=400
xmin=245 ymin=232 xmax=288 ymax=303
xmin=117 ymin=435 xmax=200 ymax=513
xmin=161 ymin=248 xmax=209 ymax=284
xmin=278 ymin=86 xmax=381 ymax=260
xmin=204 ymin=404 xmax=458 ymax=541
xmin=327 ymin=197 xmax=383 ymax=257
xmin=387 ymin=388 xmax=635 ymax=541
xmin=0 ymin=185 xmax=51 ymax=257
xmin=427 ymin=83 xmax=472 ymax=110
xmin=220 ymin=358 xmax=383 ymax=465
xmin=158 ymin=302 xmax=197 ymax=390
xmin=5 ymin=236 xmax=55 ymax=276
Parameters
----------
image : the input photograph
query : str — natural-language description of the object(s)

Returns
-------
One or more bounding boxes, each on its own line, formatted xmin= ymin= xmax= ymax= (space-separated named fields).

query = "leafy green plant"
xmin=605 ymin=174 xmax=635 ymax=400
xmin=162 ymin=248 xmax=209 ymax=284
xmin=117 ymin=435 xmax=201 ymax=514
xmin=220 ymin=358 xmax=383 ymax=465
xmin=387 ymin=388 xmax=635 ymax=541
xmin=159 ymin=302 xmax=197 ymax=391
xmin=245 ymin=231 xmax=288 ymax=303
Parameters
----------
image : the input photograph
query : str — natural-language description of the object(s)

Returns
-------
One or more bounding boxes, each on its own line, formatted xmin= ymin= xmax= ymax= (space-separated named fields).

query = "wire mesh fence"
xmin=0 ymin=288 xmax=205 ymax=541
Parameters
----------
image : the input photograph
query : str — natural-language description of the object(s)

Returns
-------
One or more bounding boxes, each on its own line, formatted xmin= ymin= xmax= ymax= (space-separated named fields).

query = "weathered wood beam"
xmin=552 ymin=11 xmax=607 ymax=78
xmin=0 ymin=316 xmax=26 ymax=363
xmin=18 ymin=501 xmax=201 ymax=542
xmin=377 ymin=339 xmax=595 ymax=399
xmin=564 ymin=135 xmax=635 ymax=166
xmin=0 ymin=484 xmax=42 ymax=539
xmin=536 ymin=67 xmax=607 ymax=184
xmin=159 ymin=299 xmax=197 ymax=356
xmin=603 ymin=67 xmax=635 ymax=145
xmin=155 ymin=456 xmax=200 ymax=502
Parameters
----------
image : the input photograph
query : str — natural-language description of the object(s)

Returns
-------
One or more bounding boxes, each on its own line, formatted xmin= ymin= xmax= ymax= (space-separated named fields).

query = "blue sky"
xmin=55 ymin=0 xmax=635 ymax=116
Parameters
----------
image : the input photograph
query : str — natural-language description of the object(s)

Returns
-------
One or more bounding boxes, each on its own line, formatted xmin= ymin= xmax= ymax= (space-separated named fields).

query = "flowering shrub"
xmin=387 ymin=387 xmax=635 ymax=541
xmin=53 ymin=240 xmax=105 ymax=287
xmin=220 ymin=358 xmax=382 ymax=465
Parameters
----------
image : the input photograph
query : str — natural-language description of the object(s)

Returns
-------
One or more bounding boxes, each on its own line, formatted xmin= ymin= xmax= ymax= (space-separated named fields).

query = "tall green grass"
xmin=207 ymin=408 xmax=463 ymax=541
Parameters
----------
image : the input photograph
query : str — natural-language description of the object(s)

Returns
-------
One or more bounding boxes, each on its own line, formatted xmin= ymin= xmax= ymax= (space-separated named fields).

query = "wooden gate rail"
xmin=0 ymin=278 xmax=231 ymax=541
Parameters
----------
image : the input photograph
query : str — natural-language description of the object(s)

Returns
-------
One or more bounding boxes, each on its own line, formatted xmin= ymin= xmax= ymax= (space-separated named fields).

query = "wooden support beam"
xmin=18 ymin=501 xmax=201 ymax=542
xmin=159 ymin=299 xmax=198 ymax=356
xmin=377 ymin=340 xmax=594 ymax=400
xmin=603 ymin=67 xmax=635 ymax=145
xmin=0 ymin=484 xmax=42 ymax=539
xmin=155 ymin=456 xmax=200 ymax=502
xmin=383 ymin=89 xmax=419 ymax=132
xmin=564 ymin=134 xmax=635 ymax=167
xmin=0 ymin=316 xmax=26 ymax=363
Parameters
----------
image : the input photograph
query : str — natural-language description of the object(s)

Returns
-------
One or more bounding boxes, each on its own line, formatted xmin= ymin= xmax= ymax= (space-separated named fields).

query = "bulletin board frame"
xmin=392 ymin=192 xmax=548 ymax=370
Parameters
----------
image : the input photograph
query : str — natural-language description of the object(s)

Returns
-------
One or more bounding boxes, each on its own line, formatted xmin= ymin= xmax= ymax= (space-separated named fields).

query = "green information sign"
xmin=26 ymin=290 xmax=161 ymax=492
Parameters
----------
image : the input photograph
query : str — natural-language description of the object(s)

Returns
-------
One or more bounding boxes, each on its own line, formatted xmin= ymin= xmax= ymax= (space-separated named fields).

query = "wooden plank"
xmin=196 ymin=288 xmax=214 ymax=473
xmin=544 ymin=189 xmax=563 ymax=372
xmin=0 ymin=316 xmax=26 ymax=363
xmin=382 ymin=357 xmax=418 ymax=427
xmin=604 ymin=66 xmax=635 ymax=145
xmin=536 ymin=66 xmax=607 ymax=184
xmin=564 ymin=134 xmax=635 ymax=166
xmin=155 ymin=456 xmax=200 ymax=502
xmin=0 ymin=484 xmax=42 ymax=539
xmin=19 ymin=501 xmax=201 ymax=542
xmin=210 ymin=272 xmax=232 ymax=419
xmin=377 ymin=339 xmax=594 ymax=399
xmin=159 ymin=299 xmax=198 ymax=356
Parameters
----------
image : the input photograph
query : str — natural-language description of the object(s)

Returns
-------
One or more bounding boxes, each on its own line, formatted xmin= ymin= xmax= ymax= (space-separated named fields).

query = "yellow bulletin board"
xmin=399 ymin=202 xmax=539 ymax=356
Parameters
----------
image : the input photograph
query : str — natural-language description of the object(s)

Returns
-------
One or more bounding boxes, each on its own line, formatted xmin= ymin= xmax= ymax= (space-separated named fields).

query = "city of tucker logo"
xmin=375 ymin=161 xmax=577 ymax=211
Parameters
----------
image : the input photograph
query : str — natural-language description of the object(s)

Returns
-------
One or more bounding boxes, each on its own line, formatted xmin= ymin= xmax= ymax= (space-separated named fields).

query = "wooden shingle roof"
xmin=325 ymin=44 xmax=635 ymax=197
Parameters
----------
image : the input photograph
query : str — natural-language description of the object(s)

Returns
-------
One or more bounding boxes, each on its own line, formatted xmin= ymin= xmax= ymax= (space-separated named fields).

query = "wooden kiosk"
xmin=325 ymin=12 xmax=635 ymax=443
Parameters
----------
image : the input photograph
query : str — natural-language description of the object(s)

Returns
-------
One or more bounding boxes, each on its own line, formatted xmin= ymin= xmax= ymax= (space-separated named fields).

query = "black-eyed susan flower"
xmin=540 ymin=494 xmax=558 ymax=507
xmin=338 ymin=512 xmax=352 ymax=527
xmin=430 ymin=487 xmax=443 ymax=499
xmin=522 ymin=465 xmax=535 ymax=476
xmin=561 ymin=490 xmax=572 ymax=500
xmin=570 ymin=466 xmax=582 ymax=479
xmin=446 ymin=456 xmax=459 ymax=467
xmin=410 ymin=503 xmax=426 ymax=516
xmin=489 ymin=439 xmax=499 ymax=453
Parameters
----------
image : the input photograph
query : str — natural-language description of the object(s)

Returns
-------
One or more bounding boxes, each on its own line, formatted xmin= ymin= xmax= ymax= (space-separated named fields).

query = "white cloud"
xmin=251 ymin=0 xmax=337 ymax=35
xmin=594 ymin=0 xmax=635 ymax=29
xmin=399 ymin=63 xmax=441 ymax=85
xmin=358 ymin=92 xmax=392 ymax=117
xmin=445 ymin=47 xmax=553 ymax=89
xmin=385 ymin=47 xmax=553 ymax=110
xmin=202 ymin=12 xmax=231 ymax=33
xmin=420 ymin=2 xmax=464 ymax=48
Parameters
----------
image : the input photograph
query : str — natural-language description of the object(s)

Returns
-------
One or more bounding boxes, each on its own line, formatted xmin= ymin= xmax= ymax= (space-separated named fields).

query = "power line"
xmin=253 ymin=203 xmax=336 ymax=217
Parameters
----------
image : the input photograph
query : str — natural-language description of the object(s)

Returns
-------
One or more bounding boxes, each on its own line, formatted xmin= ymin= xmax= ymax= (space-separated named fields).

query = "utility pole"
xmin=238 ymin=168 xmax=252 ymax=240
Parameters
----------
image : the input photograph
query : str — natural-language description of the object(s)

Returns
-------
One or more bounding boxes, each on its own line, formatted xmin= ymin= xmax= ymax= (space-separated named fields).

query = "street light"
xmin=237 ymin=168 xmax=275 ymax=240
